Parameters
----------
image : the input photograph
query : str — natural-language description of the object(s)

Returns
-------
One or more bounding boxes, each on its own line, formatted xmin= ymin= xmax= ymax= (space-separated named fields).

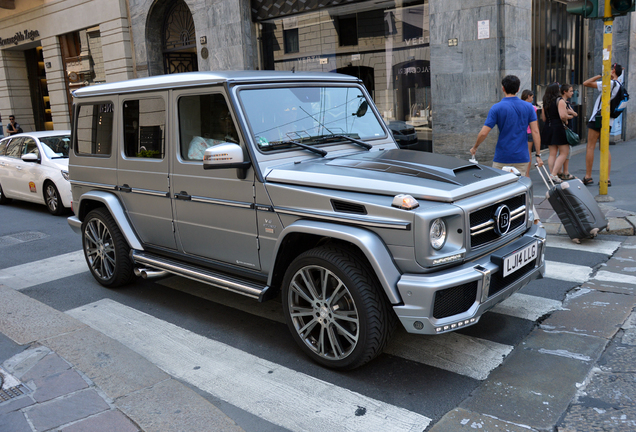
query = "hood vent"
xmin=331 ymin=200 xmax=367 ymax=215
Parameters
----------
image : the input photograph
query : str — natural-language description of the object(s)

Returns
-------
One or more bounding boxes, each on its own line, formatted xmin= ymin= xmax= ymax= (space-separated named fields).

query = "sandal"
xmin=550 ymin=175 xmax=563 ymax=184
xmin=608 ymin=179 xmax=612 ymax=187
xmin=582 ymin=177 xmax=594 ymax=185
xmin=560 ymin=173 xmax=576 ymax=180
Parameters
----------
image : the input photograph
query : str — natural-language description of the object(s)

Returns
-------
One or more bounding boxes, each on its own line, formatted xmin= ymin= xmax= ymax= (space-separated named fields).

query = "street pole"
xmin=599 ymin=0 xmax=613 ymax=196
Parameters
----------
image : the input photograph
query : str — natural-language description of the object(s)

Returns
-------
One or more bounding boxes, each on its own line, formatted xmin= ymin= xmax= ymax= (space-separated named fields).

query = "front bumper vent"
xmin=433 ymin=281 xmax=478 ymax=319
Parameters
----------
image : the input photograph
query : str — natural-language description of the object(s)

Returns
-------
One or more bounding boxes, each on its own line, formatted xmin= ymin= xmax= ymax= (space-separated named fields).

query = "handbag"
xmin=563 ymin=123 xmax=579 ymax=145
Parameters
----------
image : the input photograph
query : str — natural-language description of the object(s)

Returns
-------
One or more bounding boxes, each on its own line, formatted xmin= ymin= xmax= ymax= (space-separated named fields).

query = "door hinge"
xmin=172 ymin=221 xmax=175 ymax=233
xmin=256 ymin=237 xmax=260 ymax=250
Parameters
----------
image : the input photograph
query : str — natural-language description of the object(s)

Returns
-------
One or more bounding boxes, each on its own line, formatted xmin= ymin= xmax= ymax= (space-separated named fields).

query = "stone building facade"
xmin=1 ymin=0 xmax=634 ymax=160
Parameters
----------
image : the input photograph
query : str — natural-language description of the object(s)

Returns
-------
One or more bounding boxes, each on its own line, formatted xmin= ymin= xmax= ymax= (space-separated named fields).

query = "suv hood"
xmin=265 ymin=149 xmax=520 ymax=203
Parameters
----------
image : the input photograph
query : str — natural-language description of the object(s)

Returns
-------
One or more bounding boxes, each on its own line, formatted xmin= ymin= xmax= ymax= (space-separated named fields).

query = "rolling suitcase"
xmin=536 ymin=164 xmax=608 ymax=243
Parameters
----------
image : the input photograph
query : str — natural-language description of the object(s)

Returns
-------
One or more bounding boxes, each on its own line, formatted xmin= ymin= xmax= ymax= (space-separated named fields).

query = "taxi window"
xmin=23 ymin=138 xmax=39 ymax=158
xmin=5 ymin=138 xmax=24 ymax=159
xmin=0 ymin=139 xmax=9 ymax=156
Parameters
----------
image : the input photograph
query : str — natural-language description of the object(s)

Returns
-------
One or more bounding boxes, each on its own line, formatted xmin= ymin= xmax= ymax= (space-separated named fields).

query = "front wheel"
xmin=82 ymin=208 xmax=134 ymax=288
xmin=44 ymin=182 xmax=64 ymax=215
xmin=282 ymin=246 xmax=396 ymax=370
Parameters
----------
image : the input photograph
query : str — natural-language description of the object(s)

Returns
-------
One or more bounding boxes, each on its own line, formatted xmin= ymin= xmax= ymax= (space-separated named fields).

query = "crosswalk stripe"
xmin=545 ymin=261 xmax=593 ymax=283
xmin=0 ymin=250 xmax=86 ymax=290
xmin=66 ymin=299 xmax=432 ymax=432
xmin=545 ymin=235 xmax=620 ymax=255
xmin=158 ymin=277 xmax=512 ymax=380
xmin=592 ymin=270 xmax=636 ymax=285
xmin=490 ymin=293 xmax=563 ymax=321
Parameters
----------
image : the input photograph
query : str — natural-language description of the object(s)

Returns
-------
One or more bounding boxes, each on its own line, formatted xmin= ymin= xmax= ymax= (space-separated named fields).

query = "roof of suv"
xmin=73 ymin=71 xmax=361 ymax=98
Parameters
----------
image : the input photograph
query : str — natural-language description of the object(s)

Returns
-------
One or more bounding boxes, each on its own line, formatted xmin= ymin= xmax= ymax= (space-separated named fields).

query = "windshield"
xmin=239 ymin=86 xmax=385 ymax=151
xmin=40 ymin=135 xmax=71 ymax=158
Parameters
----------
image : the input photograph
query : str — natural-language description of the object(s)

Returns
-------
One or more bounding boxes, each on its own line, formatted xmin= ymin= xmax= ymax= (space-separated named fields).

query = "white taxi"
xmin=0 ymin=131 xmax=72 ymax=215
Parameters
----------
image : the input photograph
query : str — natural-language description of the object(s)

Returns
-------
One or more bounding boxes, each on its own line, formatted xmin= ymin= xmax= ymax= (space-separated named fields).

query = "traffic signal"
xmin=567 ymin=0 xmax=599 ymax=18
xmin=610 ymin=0 xmax=635 ymax=16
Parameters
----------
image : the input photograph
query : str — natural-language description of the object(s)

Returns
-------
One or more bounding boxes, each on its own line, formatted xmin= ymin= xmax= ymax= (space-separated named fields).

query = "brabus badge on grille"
xmin=494 ymin=204 xmax=511 ymax=236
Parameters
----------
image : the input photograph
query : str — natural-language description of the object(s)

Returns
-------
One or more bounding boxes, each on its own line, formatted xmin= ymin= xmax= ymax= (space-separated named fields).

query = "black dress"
xmin=541 ymin=98 xmax=567 ymax=146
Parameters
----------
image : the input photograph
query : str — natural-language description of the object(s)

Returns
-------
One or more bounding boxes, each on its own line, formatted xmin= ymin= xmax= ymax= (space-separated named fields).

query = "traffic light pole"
xmin=599 ymin=1 xmax=613 ymax=196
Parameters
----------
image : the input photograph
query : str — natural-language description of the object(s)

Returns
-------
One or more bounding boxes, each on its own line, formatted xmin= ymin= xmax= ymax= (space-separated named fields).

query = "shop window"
xmin=284 ymin=28 xmax=299 ymax=53
xmin=178 ymin=94 xmax=239 ymax=161
xmin=337 ymin=16 xmax=358 ymax=46
xmin=123 ymin=98 xmax=166 ymax=159
xmin=75 ymin=103 xmax=113 ymax=156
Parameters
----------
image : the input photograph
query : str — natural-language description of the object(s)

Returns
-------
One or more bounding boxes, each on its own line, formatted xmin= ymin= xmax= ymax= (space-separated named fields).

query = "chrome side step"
xmin=131 ymin=250 xmax=272 ymax=302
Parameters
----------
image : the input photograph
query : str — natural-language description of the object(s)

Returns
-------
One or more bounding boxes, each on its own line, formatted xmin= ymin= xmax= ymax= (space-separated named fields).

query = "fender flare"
xmin=270 ymin=219 xmax=403 ymax=304
xmin=75 ymin=191 xmax=144 ymax=251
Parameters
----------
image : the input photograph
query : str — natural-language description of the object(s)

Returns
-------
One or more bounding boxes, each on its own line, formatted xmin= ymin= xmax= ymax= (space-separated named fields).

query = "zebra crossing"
xmin=0 ymin=235 xmax=624 ymax=432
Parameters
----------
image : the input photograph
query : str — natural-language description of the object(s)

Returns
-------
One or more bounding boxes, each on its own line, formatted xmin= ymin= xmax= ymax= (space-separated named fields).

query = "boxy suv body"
xmin=68 ymin=71 xmax=546 ymax=369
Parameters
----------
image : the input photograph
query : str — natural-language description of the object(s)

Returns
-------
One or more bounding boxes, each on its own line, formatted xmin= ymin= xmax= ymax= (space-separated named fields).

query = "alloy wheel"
xmin=45 ymin=184 xmax=58 ymax=213
xmin=83 ymin=217 xmax=116 ymax=281
xmin=287 ymin=265 xmax=360 ymax=361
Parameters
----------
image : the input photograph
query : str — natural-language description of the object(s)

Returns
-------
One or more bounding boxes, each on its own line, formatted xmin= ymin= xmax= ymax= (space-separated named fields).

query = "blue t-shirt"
xmin=485 ymin=97 xmax=537 ymax=163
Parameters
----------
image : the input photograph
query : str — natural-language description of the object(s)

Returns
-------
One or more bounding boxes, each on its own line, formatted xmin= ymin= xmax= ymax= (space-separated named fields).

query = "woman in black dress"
xmin=541 ymin=83 xmax=575 ymax=183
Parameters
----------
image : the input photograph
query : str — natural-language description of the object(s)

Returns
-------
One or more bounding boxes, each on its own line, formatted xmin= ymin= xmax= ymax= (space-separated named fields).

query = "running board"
xmin=131 ymin=250 xmax=273 ymax=302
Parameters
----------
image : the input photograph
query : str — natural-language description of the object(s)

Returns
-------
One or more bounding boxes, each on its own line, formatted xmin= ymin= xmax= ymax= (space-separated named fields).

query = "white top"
xmin=590 ymin=80 xmax=621 ymax=127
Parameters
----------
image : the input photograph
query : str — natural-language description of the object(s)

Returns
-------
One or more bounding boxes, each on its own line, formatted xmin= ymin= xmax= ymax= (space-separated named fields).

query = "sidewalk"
xmin=0 ymin=284 xmax=245 ymax=432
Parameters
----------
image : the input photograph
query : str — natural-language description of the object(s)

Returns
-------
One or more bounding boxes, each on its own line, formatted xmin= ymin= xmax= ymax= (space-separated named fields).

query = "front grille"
xmin=470 ymin=195 xmax=526 ymax=248
xmin=488 ymin=260 xmax=536 ymax=297
xmin=433 ymin=281 xmax=478 ymax=319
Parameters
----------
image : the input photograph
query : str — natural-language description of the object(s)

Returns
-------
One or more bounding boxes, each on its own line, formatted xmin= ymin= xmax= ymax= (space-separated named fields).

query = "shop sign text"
xmin=399 ymin=66 xmax=430 ymax=75
xmin=0 ymin=29 xmax=40 ymax=46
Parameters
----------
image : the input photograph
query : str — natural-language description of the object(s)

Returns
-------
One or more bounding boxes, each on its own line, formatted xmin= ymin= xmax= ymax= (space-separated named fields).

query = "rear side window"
xmin=123 ymin=98 xmax=166 ymax=159
xmin=0 ymin=139 xmax=9 ymax=156
xmin=178 ymin=93 xmax=239 ymax=161
xmin=75 ymin=103 xmax=114 ymax=156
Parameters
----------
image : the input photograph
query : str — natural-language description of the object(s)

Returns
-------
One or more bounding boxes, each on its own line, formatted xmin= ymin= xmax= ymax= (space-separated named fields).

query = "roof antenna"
xmin=291 ymin=66 xmax=295 ymax=73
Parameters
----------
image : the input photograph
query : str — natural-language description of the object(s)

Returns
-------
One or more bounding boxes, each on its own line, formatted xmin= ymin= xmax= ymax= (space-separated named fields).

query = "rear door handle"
xmin=174 ymin=191 xmax=191 ymax=200
xmin=118 ymin=184 xmax=132 ymax=193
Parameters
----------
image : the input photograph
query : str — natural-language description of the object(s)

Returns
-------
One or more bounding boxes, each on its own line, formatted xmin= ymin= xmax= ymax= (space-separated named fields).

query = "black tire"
xmin=82 ymin=208 xmax=134 ymax=288
xmin=44 ymin=182 xmax=65 ymax=215
xmin=281 ymin=246 xmax=396 ymax=370
xmin=0 ymin=182 xmax=11 ymax=205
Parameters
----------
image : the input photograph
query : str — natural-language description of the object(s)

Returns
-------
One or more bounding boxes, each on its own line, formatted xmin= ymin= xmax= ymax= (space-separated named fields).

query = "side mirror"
xmin=21 ymin=153 xmax=39 ymax=163
xmin=203 ymin=143 xmax=251 ymax=179
xmin=355 ymin=101 xmax=368 ymax=117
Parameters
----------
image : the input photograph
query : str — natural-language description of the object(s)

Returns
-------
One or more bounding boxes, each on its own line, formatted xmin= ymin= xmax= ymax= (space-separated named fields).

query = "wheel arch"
xmin=76 ymin=191 xmax=143 ymax=250
xmin=269 ymin=220 xmax=403 ymax=304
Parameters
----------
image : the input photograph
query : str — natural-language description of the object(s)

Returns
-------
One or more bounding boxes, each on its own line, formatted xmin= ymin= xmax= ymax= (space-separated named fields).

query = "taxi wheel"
xmin=44 ymin=182 xmax=64 ymax=215
xmin=0 ymin=183 xmax=11 ymax=204
xmin=82 ymin=208 xmax=134 ymax=288
xmin=281 ymin=245 xmax=397 ymax=370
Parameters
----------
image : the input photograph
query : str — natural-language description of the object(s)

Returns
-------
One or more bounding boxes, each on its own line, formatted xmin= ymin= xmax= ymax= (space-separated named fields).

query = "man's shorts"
xmin=588 ymin=117 xmax=611 ymax=132
xmin=527 ymin=133 xmax=533 ymax=143
xmin=492 ymin=161 xmax=528 ymax=177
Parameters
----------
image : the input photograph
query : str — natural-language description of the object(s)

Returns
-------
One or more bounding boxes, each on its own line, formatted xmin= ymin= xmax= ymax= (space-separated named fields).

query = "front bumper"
xmin=393 ymin=224 xmax=546 ymax=334
xmin=68 ymin=215 xmax=82 ymax=234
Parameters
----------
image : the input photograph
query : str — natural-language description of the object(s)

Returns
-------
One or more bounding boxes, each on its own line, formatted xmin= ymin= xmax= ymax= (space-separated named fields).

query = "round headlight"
xmin=430 ymin=218 xmax=447 ymax=250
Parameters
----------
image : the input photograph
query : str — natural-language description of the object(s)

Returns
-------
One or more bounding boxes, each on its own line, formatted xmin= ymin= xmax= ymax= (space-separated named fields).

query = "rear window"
xmin=75 ymin=103 xmax=114 ymax=156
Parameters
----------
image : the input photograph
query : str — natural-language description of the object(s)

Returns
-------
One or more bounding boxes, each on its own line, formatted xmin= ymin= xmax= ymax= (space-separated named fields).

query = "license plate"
xmin=503 ymin=241 xmax=538 ymax=277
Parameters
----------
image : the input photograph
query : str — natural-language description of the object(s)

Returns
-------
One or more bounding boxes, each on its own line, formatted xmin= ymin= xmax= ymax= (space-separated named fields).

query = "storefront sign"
xmin=405 ymin=37 xmax=428 ymax=46
xmin=398 ymin=66 xmax=430 ymax=75
xmin=0 ymin=29 xmax=40 ymax=46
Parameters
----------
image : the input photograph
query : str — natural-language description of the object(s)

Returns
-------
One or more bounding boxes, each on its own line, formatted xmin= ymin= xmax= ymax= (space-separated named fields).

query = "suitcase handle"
xmin=534 ymin=163 xmax=555 ymax=188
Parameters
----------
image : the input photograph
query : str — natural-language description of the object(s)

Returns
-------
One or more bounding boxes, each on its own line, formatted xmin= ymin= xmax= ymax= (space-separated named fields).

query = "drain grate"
xmin=0 ymin=231 xmax=49 ymax=248
xmin=0 ymin=384 xmax=29 ymax=403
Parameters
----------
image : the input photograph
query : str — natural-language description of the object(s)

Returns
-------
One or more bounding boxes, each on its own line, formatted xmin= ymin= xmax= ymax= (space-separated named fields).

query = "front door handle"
xmin=118 ymin=184 xmax=132 ymax=193
xmin=174 ymin=191 xmax=191 ymax=200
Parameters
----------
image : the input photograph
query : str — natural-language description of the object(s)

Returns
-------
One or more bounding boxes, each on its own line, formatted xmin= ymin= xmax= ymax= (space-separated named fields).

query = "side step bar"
xmin=131 ymin=250 xmax=273 ymax=302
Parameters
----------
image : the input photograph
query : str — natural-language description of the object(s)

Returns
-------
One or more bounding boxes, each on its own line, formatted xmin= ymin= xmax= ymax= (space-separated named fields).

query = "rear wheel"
xmin=82 ymin=208 xmax=134 ymax=288
xmin=44 ymin=182 xmax=64 ymax=215
xmin=0 ymin=183 xmax=10 ymax=204
xmin=282 ymin=246 xmax=396 ymax=370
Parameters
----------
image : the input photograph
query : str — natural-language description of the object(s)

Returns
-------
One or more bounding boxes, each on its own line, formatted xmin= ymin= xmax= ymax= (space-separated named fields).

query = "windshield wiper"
xmin=269 ymin=140 xmax=327 ymax=157
xmin=315 ymin=134 xmax=372 ymax=150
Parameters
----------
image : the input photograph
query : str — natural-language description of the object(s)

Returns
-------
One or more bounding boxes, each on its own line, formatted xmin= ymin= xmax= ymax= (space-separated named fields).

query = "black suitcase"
xmin=536 ymin=165 xmax=608 ymax=243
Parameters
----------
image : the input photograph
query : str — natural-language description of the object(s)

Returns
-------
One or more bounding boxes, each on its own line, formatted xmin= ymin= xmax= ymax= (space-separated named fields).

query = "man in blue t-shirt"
xmin=470 ymin=75 xmax=543 ymax=176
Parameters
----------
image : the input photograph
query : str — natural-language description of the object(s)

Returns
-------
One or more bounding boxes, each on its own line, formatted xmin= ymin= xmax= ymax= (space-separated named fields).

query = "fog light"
xmin=413 ymin=321 xmax=424 ymax=330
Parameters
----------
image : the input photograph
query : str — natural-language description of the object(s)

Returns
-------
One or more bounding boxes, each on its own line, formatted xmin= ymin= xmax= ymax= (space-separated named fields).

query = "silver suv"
xmin=68 ymin=71 xmax=546 ymax=370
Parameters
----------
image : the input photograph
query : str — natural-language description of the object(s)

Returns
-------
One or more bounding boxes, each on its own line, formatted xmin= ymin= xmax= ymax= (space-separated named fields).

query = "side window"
xmin=178 ymin=93 xmax=239 ymax=161
xmin=123 ymin=98 xmax=165 ymax=158
xmin=23 ymin=138 xmax=39 ymax=158
xmin=6 ymin=138 xmax=24 ymax=159
xmin=75 ymin=103 xmax=114 ymax=156
xmin=0 ymin=139 xmax=9 ymax=156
